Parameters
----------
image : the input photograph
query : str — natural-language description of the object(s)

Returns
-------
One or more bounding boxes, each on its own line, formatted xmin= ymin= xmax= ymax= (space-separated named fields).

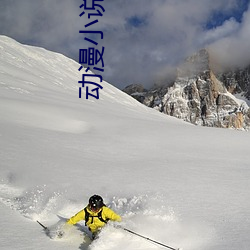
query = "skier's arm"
xmin=104 ymin=207 xmax=122 ymax=222
xmin=67 ymin=209 xmax=85 ymax=225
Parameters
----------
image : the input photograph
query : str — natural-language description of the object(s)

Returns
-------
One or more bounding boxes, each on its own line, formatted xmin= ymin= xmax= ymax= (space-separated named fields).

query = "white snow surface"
xmin=0 ymin=35 xmax=250 ymax=250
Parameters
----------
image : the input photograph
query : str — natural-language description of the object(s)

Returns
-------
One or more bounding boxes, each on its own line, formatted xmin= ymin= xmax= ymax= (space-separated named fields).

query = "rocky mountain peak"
xmin=123 ymin=49 xmax=250 ymax=130
xmin=177 ymin=49 xmax=210 ymax=78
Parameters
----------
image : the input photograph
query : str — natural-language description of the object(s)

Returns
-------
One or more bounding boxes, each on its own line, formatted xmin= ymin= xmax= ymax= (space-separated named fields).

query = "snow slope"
xmin=0 ymin=35 xmax=250 ymax=250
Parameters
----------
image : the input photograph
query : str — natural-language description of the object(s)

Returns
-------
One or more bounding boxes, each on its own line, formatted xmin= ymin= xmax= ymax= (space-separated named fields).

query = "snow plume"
xmin=0 ymin=176 xmax=66 ymax=221
xmin=0 ymin=181 xmax=213 ymax=250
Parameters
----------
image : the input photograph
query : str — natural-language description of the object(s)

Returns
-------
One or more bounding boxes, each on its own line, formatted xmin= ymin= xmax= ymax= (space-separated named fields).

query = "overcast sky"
xmin=0 ymin=0 xmax=249 ymax=89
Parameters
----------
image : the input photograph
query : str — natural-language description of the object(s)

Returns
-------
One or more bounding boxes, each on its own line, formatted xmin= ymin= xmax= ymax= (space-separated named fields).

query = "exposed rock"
xmin=217 ymin=66 xmax=250 ymax=99
xmin=123 ymin=49 xmax=250 ymax=130
xmin=123 ymin=84 xmax=147 ymax=103
xmin=123 ymin=84 xmax=147 ymax=95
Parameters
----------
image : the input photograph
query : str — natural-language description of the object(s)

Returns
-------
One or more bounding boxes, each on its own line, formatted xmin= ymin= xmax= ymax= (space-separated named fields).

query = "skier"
xmin=66 ymin=194 xmax=122 ymax=239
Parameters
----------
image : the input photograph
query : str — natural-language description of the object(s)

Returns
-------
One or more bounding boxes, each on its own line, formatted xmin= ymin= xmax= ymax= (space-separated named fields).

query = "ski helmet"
xmin=89 ymin=195 xmax=104 ymax=210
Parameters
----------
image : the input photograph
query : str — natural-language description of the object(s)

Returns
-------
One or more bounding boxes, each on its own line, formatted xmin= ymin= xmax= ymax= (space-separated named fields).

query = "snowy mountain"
xmin=217 ymin=65 xmax=250 ymax=100
xmin=124 ymin=49 xmax=250 ymax=130
xmin=0 ymin=36 xmax=250 ymax=250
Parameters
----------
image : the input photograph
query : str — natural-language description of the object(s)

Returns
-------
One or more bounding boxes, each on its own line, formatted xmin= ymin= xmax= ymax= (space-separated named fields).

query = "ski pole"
xmin=122 ymin=227 xmax=180 ymax=250
xmin=37 ymin=220 xmax=48 ymax=231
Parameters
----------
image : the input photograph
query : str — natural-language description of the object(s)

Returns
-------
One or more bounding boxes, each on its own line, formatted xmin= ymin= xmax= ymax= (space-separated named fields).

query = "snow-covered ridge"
xmin=0 ymin=35 xmax=155 ymax=134
xmin=0 ymin=35 xmax=146 ymax=107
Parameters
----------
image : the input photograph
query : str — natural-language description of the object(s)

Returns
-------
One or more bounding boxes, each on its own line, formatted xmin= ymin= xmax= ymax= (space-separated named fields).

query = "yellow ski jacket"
xmin=67 ymin=206 xmax=121 ymax=233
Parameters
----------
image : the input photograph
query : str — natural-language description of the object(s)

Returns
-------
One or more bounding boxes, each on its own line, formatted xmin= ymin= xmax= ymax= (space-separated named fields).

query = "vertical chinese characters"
xmin=78 ymin=0 xmax=105 ymax=100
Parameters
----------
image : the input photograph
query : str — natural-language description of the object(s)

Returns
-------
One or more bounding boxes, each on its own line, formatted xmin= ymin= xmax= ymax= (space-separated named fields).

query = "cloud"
xmin=0 ymin=0 xmax=249 ymax=89
xmin=209 ymin=4 xmax=250 ymax=69
xmin=100 ymin=0 xmax=249 ymax=87
xmin=200 ymin=18 xmax=240 ymax=45
xmin=0 ymin=0 xmax=83 ymax=56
